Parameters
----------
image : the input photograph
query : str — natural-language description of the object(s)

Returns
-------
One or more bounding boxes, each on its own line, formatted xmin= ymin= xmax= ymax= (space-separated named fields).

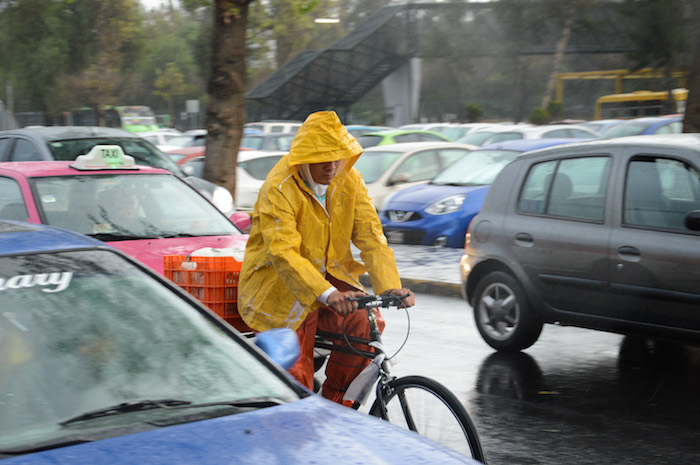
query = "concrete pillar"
xmin=382 ymin=58 xmax=422 ymax=126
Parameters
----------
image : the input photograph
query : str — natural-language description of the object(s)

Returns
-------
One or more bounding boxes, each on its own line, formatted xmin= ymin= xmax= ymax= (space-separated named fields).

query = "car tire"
xmin=472 ymin=271 xmax=543 ymax=352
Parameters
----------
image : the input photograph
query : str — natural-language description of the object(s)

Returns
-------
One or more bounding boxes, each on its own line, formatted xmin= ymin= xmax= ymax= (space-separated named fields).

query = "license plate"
xmin=386 ymin=230 xmax=404 ymax=244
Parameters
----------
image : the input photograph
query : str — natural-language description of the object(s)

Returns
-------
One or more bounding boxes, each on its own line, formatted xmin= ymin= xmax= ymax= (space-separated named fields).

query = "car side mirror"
xmin=255 ymin=328 xmax=300 ymax=370
xmin=388 ymin=173 xmax=411 ymax=185
xmin=684 ymin=210 xmax=700 ymax=231
xmin=230 ymin=212 xmax=251 ymax=232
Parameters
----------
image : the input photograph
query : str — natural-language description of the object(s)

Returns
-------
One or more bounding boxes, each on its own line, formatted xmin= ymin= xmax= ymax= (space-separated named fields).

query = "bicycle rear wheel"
xmin=369 ymin=375 xmax=486 ymax=463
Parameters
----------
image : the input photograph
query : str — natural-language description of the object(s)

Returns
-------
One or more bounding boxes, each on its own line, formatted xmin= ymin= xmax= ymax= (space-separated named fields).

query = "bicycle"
xmin=314 ymin=293 xmax=486 ymax=463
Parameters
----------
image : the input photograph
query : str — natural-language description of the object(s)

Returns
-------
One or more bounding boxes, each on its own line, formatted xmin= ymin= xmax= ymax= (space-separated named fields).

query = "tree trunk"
xmin=683 ymin=44 xmax=700 ymax=132
xmin=541 ymin=4 xmax=575 ymax=110
xmin=203 ymin=0 xmax=252 ymax=199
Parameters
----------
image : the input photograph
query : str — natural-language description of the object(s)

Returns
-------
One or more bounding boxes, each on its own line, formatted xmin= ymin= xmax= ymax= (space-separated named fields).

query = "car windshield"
xmin=456 ymin=131 xmax=500 ymax=146
xmin=356 ymin=135 xmax=383 ymax=148
xmin=31 ymin=174 xmax=240 ymax=240
xmin=0 ymin=249 xmax=299 ymax=450
xmin=601 ymin=124 xmax=648 ymax=138
xmin=431 ymin=149 xmax=519 ymax=186
xmin=47 ymin=138 xmax=184 ymax=176
xmin=354 ymin=150 xmax=403 ymax=183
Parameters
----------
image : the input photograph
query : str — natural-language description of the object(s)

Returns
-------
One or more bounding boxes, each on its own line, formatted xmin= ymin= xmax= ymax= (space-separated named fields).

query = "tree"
xmin=154 ymin=62 xmax=190 ymax=127
xmin=201 ymin=0 xmax=252 ymax=199
xmin=618 ymin=0 xmax=688 ymax=114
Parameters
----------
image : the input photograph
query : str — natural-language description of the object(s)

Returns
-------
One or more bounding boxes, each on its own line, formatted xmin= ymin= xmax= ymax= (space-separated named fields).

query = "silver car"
xmin=461 ymin=134 xmax=700 ymax=352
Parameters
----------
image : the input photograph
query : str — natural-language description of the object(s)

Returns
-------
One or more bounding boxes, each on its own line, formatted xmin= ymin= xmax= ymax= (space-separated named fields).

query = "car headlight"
xmin=425 ymin=194 xmax=465 ymax=215
xmin=212 ymin=186 xmax=235 ymax=214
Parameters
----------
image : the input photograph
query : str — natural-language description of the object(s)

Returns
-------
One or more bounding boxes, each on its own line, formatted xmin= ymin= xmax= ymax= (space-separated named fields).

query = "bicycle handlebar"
xmin=348 ymin=293 xmax=410 ymax=309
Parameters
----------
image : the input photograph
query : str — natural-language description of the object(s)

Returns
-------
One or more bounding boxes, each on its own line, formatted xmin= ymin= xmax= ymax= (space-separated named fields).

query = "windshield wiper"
xmin=59 ymin=399 xmax=191 ymax=426
xmin=59 ymin=396 xmax=286 ymax=426
xmin=89 ymin=233 xmax=161 ymax=241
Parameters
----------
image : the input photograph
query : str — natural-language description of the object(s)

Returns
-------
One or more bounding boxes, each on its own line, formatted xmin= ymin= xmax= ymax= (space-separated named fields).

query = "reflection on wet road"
xmin=376 ymin=292 xmax=700 ymax=465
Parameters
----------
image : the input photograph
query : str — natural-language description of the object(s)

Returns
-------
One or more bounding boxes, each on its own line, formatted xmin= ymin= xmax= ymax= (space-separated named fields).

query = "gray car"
xmin=461 ymin=134 xmax=700 ymax=352
xmin=0 ymin=126 xmax=234 ymax=214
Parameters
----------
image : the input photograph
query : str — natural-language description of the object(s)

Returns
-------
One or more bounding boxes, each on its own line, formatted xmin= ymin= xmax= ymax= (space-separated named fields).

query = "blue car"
xmin=600 ymin=115 xmax=683 ymax=138
xmin=0 ymin=221 xmax=479 ymax=464
xmin=381 ymin=139 xmax=584 ymax=248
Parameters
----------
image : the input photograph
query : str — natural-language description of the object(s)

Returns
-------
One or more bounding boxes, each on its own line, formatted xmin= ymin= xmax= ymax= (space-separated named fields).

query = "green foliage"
xmin=529 ymin=107 xmax=551 ymax=125
xmin=547 ymin=101 xmax=563 ymax=120
xmin=463 ymin=103 xmax=483 ymax=123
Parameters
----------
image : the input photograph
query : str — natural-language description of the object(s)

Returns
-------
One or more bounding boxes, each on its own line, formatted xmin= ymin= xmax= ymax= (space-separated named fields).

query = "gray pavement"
xmin=355 ymin=244 xmax=463 ymax=297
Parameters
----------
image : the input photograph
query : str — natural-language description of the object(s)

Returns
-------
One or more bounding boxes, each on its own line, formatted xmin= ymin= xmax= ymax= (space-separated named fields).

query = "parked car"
xmin=240 ymin=132 xmax=295 ymax=151
xmin=0 ymin=126 xmax=234 ymax=214
xmin=381 ymin=139 xmax=582 ymax=247
xmin=0 ymin=146 xmax=249 ymax=275
xmin=461 ymin=134 xmax=700 ymax=352
xmin=455 ymin=124 xmax=533 ymax=146
xmin=244 ymin=120 xmax=302 ymax=134
xmin=162 ymin=128 xmax=207 ymax=150
xmin=177 ymin=149 xmax=285 ymax=212
xmin=136 ymin=129 xmax=182 ymax=151
xmin=345 ymin=124 xmax=393 ymax=138
xmin=480 ymin=124 xmax=601 ymax=145
xmin=579 ymin=118 xmax=625 ymax=134
xmin=0 ymin=220 xmax=478 ymax=465
xmin=354 ymin=141 xmax=476 ymax=210
xmin=600 ymin=115 xmax=683 ymax=138
xmin=356 ymin=129 xmax=450 ymax=148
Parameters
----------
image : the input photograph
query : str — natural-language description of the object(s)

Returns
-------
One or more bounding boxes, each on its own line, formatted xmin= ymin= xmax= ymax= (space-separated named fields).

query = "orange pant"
xmin=289 ymin=305 xmax=385 ymax=405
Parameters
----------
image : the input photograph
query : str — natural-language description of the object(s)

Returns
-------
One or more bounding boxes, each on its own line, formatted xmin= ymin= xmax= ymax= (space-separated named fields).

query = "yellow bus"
xmin=594 ymin=88 xmax=688 ymax=120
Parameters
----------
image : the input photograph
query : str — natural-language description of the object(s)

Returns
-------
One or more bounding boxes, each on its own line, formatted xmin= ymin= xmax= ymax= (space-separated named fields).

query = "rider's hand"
xmin=327 ymin=290 xmax=367 ymax=315
xmin=387 ymin=288 xmax=415 ymax=307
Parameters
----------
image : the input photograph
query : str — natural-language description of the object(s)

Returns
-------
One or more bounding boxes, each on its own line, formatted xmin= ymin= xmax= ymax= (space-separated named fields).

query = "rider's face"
xmin=309 ymin=160 xmax=341 ymax=185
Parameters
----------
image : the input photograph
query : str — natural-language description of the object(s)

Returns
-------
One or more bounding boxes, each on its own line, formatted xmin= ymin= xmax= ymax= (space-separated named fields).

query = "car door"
xmin=608 ymin=147 xmax=700 ymax=331
xmin=510 ymin=152 xmax=614 ymax=316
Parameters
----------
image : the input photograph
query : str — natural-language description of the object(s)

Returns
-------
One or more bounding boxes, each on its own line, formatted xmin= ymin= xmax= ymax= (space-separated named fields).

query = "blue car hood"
xmin=5 ymin=396 xmax=476 ymax=465
xmin=387 ymin=184 xmax=488 ymax=208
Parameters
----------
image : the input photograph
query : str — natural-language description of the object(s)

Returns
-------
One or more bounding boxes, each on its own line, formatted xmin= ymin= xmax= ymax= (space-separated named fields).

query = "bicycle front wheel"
xmin=369 ymin=375 xmax=486 ymax=463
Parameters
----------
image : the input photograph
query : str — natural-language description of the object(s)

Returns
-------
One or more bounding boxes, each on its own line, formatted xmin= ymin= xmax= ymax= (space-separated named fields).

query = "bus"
xmin=66 ymin=105 xmax=161 ymax=133
xmin=594 ymin=89 xmax=688 ymax=120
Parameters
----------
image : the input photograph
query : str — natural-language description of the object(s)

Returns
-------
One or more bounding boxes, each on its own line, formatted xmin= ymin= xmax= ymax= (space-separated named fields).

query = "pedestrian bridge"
xmin=245 ymin=2 xmax=637 ymax=123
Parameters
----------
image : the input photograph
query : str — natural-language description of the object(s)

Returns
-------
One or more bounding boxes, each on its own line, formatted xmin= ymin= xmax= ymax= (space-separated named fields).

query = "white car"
xmin=235 ymin=150 xmax=286 ymax=210
xmin=178 ymin=149 xmax=286 ymax=212
xmin=480 ymin=124 xmax=601 ymax=145
xmin=137 ymin=129 xmax=182 ymax=152
xmin=354 ymin=141 xmax=476 ymax=210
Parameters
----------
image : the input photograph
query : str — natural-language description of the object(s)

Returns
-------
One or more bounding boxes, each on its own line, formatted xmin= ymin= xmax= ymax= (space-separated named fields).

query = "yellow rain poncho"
xmin=238 ymin=111 xmax=401 ymax=331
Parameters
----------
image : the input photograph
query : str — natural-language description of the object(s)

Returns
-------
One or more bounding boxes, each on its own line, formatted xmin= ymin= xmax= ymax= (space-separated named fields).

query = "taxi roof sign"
xmin=70 ymin=145 xmax=138 ymax=170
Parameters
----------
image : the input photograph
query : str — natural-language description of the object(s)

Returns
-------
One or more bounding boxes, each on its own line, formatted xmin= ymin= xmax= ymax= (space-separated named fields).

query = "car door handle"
xmin=617 ymin=246 xmax=640 ymax=257
xmin=514 ymin=233 xmax=533 ymax=245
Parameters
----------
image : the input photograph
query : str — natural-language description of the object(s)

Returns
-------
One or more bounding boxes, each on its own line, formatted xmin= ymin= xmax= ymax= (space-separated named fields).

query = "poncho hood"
xmin=288 ymin=111 xmax=363 ymax=166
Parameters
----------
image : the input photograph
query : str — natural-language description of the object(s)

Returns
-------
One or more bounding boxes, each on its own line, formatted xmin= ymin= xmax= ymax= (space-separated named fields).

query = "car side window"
xmin=10 ymin=139 xmax=41 ymax=161
xmin=519 ymin=156 xmax=610 ymax=221
xmin=395 ymin=133 xmax=421 ymax=143
xmin=624 ymin=156 xmax=700 ymax=231
xmin=393 ymin=151 xmax=439 ymax=182
xmin=654 ymin=122 xmax=682 ymax=134
xmin=543 ymin=129 xmax=569 ymax=138
xmin=0 ymin=177 xmax=28 ymax=221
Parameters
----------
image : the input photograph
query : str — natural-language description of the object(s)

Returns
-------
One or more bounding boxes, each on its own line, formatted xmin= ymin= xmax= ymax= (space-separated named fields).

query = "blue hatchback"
xmin=381 ymin=139 xmax=584 ymax=247
xmin=0 ymin=221 xmax=479 ymax=464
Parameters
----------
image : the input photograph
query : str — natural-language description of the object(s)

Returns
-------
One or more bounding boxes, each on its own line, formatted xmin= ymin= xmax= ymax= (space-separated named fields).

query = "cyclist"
xmin=238 ymin=110 xmax=414 ymax=406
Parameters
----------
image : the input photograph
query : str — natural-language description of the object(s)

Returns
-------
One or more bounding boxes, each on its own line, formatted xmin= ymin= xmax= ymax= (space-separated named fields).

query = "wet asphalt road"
xmin=359 ymin=292 xmax=700 ymax=465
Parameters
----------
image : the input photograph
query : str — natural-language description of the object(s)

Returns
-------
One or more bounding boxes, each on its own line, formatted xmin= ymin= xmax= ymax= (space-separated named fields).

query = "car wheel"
xmin=472 ymin=271 xmax=542 ymax=352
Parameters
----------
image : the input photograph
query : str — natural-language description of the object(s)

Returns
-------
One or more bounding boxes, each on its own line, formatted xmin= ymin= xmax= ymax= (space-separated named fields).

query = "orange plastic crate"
xmin=164 ymin=255 xmax=251 ymax=332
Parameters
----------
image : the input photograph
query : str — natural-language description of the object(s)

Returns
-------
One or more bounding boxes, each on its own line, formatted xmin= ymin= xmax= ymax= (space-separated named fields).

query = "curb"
xmin=360 ymin=274 xmax=462 ymax=298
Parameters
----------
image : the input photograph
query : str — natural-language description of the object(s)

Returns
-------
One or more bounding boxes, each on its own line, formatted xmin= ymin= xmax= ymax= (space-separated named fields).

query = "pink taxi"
xmin=0 ymin=145 xmax=248 ymax=275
